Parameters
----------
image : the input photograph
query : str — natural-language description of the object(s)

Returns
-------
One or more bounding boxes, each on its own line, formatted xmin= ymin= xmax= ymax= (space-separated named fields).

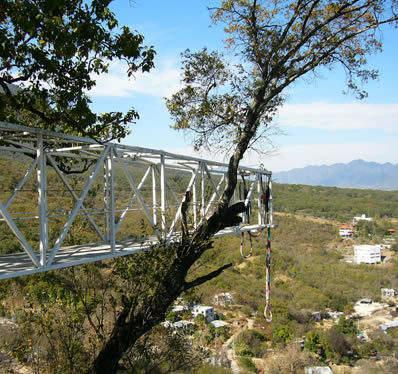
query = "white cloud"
xmin=277 ymin=102 xmax=398 ymax=131
xmin=89 ymin=60 xmax=181 ymax=98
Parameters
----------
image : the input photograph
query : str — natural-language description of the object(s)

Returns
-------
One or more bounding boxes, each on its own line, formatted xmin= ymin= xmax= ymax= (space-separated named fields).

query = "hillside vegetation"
xmin=274 ymin=183 xmax=398 ymax=221
xmin=0 ymin=155 xmax=398 ymax=372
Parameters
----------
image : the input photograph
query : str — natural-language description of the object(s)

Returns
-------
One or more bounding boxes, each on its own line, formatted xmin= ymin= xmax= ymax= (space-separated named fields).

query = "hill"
xmin=273 ymin=183 xmax=398 ymax=221
xmin=274 ymin=160 xmax=398 ymax=190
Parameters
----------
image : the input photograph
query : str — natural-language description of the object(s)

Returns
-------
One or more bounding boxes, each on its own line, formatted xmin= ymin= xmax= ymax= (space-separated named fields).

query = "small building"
xmin=163 ymin=320 xmax=195 ymax=331
xmin=386 ymin=228 xmax=396 ymax=236
xmin=171 ymin=305 xmax=189 ymax=313
xmin=381 ymin=288 xmax=398 ymax=301
xmin=326 ymin=311 xmax=344 ymax=320
xmin=379 ymin=320 xmax=398 ymax=333
xmin=210 ymin=320 xmax=229 ymax=328
xmin=311 ymin=311 xmax=322 ymax=322
xmin=339 ymin=224 xmax=353 ymax=238
xmin=354 ymin=245 xmax=381 ymax=264
xmin=305 ymin=367 xmax=333 ymax=374
xmin=192 ymin=305 xmax=215 ymax=322
xmin=353 ymin=214 xmax=373 ymax=225
xmin=213 ymin=292 xmax=234 ymax=306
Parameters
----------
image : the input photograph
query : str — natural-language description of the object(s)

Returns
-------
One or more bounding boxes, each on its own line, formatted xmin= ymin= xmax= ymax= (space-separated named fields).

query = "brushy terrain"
xmin=0 ymin=155 xmax=397 ymax=372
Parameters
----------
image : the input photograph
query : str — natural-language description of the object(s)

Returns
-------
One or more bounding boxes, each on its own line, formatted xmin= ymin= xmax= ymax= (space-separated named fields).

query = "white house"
xmin=171 ymin=305 xmax=189 ymax=313
xmin=192 ymin=305 xmax=215 ymax=322
xmin=381 ymin=288 xmax=398 ymax=301
xmin=163 ymin=320 xmax=195 ymax=331
xmin=354 ymin=245 xmax=381 ymax=264
xmin=339 ymin=224 xmax=353 ymax=238
xmin=353 ymin=214 xmax=373 ymax=225
xmin=213 ymin=292 xmax=234 ymax=306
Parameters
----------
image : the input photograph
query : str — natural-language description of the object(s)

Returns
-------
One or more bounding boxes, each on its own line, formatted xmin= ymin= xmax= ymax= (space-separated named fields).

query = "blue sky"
xmin=90 ymin=0 xmax=398 ymax=171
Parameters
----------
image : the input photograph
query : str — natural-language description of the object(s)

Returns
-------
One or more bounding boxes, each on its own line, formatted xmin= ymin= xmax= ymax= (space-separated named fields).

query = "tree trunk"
xmin=91 ymin=113 xmax=253 ymax=372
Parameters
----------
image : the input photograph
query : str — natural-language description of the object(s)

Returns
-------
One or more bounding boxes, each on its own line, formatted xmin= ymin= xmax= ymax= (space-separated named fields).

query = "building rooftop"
xmin=210 ymin=320 xmax=229 ymax=328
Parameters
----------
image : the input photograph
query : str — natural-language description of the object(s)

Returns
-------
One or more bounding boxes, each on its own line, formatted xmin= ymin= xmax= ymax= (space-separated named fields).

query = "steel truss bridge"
xmin=0 ymin=121 xmax=273 ymax=280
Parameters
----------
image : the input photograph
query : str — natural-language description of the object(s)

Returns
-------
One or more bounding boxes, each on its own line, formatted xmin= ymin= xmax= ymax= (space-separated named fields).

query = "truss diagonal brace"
xmin=0 ymin=201 xmax=40 ymax=267
xmin=5 ymin=158 xmax=37 ymax=209
xmin=46 ymin=154 xmax=105 ymax=242
xmin=47 ymin=147 xmax=109 ymax=265
xmin=121 ymin=162 xmax=161 ymax=238
xmin=114 ymin=165 xmax=151 ymax=234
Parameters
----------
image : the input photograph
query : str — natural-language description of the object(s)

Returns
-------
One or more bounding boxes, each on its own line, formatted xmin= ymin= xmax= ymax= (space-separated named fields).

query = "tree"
xmin=91 ymin=1 xmax=398 ymax=372
xmin=0 ymin=0 xmax=155 ymax=141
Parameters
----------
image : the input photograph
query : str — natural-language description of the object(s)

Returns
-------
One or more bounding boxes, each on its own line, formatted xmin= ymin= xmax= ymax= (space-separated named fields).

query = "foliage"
xmin=123 ymin=326 xmax=206 ymax=373
xmin=0 ymin=0 xmax=155 ymax=140
xmin=335 ymin=316 xmax=358 ymax=336
xmin=1 ymin=1 xmax=398 ymax=372
xmin=235 ymin=329 xmax=268 ymax=357
xmin=167 ymin=0 xmax=398 ymax=153
xmin=274 ymin=183 xmax=398 ymax=221
xmin=238 ymin=356 xmax=257 ymax=373
xmin=264 ymin=344 xmax=317 ymax=374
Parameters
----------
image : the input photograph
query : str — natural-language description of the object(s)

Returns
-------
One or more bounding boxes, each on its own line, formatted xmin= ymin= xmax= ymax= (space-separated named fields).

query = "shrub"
xmin=238 ymin=356 xmax=257 ymax=373
xmin=235 ymin=329 xmax=268 ymax=357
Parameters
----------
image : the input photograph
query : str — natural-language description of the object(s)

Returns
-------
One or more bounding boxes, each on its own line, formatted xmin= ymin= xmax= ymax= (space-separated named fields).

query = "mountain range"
xmin=273 ymin=160 xmax=398 ymax=190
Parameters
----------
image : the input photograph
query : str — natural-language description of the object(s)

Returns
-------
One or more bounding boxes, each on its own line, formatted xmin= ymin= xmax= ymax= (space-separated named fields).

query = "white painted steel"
xmin=0 ymin=122 xmax=272 ymax=280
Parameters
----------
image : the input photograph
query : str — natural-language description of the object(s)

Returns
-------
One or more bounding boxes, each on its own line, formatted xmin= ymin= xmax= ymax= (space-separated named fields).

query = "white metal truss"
xmin=0 ymin=121 xmax=273 ymax=280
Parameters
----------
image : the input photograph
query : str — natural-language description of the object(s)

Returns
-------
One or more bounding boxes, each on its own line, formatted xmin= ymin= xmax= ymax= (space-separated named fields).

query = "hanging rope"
xmin=264 ymin=177 xmax=272 ymax=322
xmin=240 ymin=231 xmax=253 ymax=259
xmin=237 ymin=171 xmax=273 ymax=322
xmin=264 ymin=219 xmax=272 ymax=322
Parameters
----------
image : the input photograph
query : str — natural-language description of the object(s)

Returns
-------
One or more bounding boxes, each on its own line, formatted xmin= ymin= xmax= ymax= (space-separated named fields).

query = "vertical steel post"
xmin=192 ymin=167 xmax=197 ymax=228
xmin=152 ymin=165 xmax=157 ymax=226
xmin=105 ymin=146 xmax=115 ymax=251
xmin=104 ymin=157 xmax=110 ymax=242
xmin=37 ymin=135 xmax=48 ymax=266
xmin=269 ymin=176 xmax=273 ymax=226
xmin=160 ymin=154 xmax=166 ymax=236
xmin=201 ymin=162 xmax=206 ymax=218
xmin=257 ymin=173 xmax=263 ymax=226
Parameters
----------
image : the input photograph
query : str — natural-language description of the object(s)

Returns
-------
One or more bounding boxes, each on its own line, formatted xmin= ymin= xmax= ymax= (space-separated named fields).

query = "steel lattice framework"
xmin=0 ymin=121 xmax=273 ymax=280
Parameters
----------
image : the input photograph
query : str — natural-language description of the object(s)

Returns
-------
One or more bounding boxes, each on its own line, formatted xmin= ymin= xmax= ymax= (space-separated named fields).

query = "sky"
xmin=89 ymin=0 xmax=398 ymax=172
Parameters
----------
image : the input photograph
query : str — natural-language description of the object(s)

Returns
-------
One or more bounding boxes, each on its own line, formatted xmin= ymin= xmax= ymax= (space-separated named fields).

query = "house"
xmin=339 ymin=224 xmax=353 ymax=238
xmin=213 ymin=292 xmax=234 ymax=306
xmin=381 ymin=288 xmax=398 ymax=302
xmin=386 ymin=228 xmax=396 ymax=236
xmin=352 ymin=214 xmax=373 ymax=225
xmin=354 ymin=245 xmax=381 ymax=264
xmin=163 ymin=320 xmax=195 ymax=331
xmin=171 ymin=305 xmax=189 ymax=313
xmin=192 ymin=305 xmax=215 ymax=322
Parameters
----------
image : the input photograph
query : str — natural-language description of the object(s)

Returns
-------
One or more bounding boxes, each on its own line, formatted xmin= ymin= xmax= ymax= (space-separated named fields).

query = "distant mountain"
xmin=274 ymin=160 xmax=398 ymax=190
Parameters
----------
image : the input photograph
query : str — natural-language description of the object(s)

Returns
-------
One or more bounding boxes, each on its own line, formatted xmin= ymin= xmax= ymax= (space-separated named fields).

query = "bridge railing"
xmin=0 ymin=121 xmax=272 ymax=279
